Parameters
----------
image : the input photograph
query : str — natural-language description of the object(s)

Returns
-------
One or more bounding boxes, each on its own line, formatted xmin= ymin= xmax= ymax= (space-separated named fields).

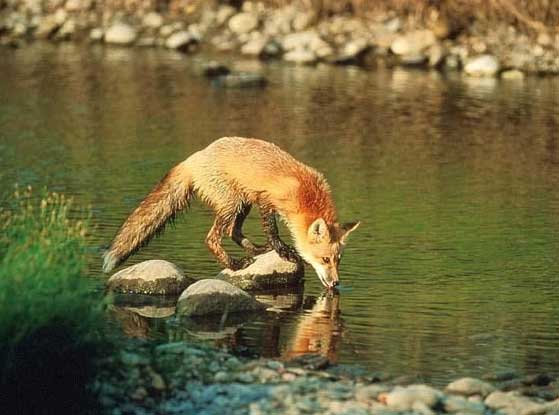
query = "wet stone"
xmin=218 ymin=250 xmax=304 ymax=290
xmin=107 ymin=260 xmax=194 ymax=295
xmin=446 ymin=377 xmax=495 ymax=398
xmin=176 ymin=279 xmax=267 ymax=316
xmin=211 ymin=72 xmax=267 ymax=88
xmin=286 ymin=353 xmax=330 ymax=370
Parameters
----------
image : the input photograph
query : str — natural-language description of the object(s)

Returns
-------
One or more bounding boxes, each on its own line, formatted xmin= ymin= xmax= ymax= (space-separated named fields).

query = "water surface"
xmin=1 ymin=43 xmax=559 ymax=385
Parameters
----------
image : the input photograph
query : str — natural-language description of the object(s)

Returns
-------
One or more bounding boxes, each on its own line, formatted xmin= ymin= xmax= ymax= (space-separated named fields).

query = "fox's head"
xmin=296 ymin=218 xmax=360 ymax=288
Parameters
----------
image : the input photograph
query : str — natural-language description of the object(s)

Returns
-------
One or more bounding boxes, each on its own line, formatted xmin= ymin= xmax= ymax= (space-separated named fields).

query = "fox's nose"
xmin=332 ymin=280 xmax=339 ymax=287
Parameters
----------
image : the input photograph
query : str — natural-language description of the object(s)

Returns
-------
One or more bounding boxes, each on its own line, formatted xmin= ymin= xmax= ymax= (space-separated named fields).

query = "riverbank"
xmin=94 ymin=340 xmax=559 ymax=415
xmin=1 ymin=1 xmax=558 ymax=77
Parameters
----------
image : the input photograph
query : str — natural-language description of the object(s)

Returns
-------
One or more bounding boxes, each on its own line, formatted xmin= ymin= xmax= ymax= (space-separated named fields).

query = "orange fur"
xmin=103 ymin=137 xmax=357 ymax=286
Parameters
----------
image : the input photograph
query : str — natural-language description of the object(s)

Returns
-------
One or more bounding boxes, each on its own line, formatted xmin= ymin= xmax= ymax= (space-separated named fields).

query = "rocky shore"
xmin=1 ymin=1 xmax=558 ymax=77
xmin=93 ymin=340 xmax=559 ymax=415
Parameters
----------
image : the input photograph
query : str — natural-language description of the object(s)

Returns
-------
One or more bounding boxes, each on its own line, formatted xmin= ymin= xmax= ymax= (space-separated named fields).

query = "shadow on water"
xmin=1 ymin=43 xmax=559 ymax=384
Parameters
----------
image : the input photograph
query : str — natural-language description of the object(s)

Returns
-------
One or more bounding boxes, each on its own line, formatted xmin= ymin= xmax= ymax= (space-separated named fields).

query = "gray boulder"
xmin=165 ymin=30 xmax=196 ymax=51
xmin=446 ymin=377 xmax=495 ymax=397
xmin=177 ymin=279 xmax=266 ymax=316
xmin=218 ymin=250 xmax=304 ymax=290
xmin=107 ymin=260 xmax=194 ymax=295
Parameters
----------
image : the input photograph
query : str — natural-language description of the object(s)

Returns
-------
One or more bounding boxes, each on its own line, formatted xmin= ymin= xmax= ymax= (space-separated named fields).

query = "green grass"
xmin=0 ymin=186 xmax=107 ymax=414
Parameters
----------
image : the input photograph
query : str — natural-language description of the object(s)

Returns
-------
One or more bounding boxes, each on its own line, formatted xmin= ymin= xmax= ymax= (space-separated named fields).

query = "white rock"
xmin=105 ymin=22 xmax=137 ymax=45
xmin=485 ymin=391 xmax=547 ymax=415
xmin=216 ymin=5 xmax=236 ymax=26
xmin=446 ymin=377 xmax=495 ymax=397
xmin=241 ymin=36 xmax=268 ymax=56
xmin=89 ymin=27 xmax=104 ymax=41
xmin=142 ymin=12 xmax=163 ymax=29
xmin=390 ymin=30 xmax=436 ymax=55
xmin=501 ymin=69 xmax=525 ymax=80
xmin=107 ymin=260 xmax=193 ymax=295
xmin=464 ymin=55 xmax=500 ymax=77
xmin=165 ymin=30 xmax=195 ymax=50
xmin=281 ymin=30 xmax=320 ymax=51
xmin=218 ymin=250 xmax=303 ymax=290
xmin=228 ymin=12 xmax=259 ymax=35
xmin=177 ymin=279 xmax=266 ymax=316
xmin=383 ymin=385 xmax=443 ymax=412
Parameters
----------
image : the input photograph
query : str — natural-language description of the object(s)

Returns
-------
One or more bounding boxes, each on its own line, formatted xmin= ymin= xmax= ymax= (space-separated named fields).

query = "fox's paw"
xmin=228 ymin=256 xmax=256 ymax=271
xmin=276 ymin=245 xmax=301 ymax=264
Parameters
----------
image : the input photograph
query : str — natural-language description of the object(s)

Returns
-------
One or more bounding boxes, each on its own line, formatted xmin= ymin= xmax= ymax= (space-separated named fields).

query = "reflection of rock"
xmin=177 ymin=279 xmax=266 ymax=317
xmin=284 ymin=292 xmax=342 ymax=364
xmin=218 ymin=250 xmax=304 ymax=290
xmin=254 ymin=285 xmax=304 ymax=312
xmin=109 ymin=305 xmax=151 ymax=339
xmin=125 ymin=306 xmax=175 ymax=319
xmin=107 ymin=260 xmax=194 ymax=295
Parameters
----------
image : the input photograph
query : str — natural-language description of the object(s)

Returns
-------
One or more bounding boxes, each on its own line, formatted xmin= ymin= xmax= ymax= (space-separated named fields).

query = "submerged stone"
xmin=218 ymin=250 xmax=304 ymax=290
xmin=177 ymin=279 xmax=266 ymax=316
xmin=107 ymin=260 xmax=194 ymax=295
xmin=211 ymin=72 xmax=267 ymax=88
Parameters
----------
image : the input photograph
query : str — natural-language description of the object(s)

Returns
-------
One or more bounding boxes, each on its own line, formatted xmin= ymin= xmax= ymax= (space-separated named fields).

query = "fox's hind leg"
xmin=206 ymin=213 xmax=255 ymax=271
xmin=231 ymin=204 xmax=269 ymax=256
xmin=259 ymin=205 xmax=301 ymax=263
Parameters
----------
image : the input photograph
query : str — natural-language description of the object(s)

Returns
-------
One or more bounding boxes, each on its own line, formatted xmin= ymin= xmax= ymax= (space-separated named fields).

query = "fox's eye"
xmin=322 ymin=257 xmax=330 ymax=264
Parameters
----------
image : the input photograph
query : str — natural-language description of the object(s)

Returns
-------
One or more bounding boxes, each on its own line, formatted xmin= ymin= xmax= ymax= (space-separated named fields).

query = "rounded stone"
xmin=177 ymin=279 xmax=267 ymax=316
xmin=446 ymin=377 xmax=495 ymax=397
xmin=218 ymin=250 xmax=304 ymax=290
xmin=107 ymin=260 xmax=193 ymax=295
xmin=165 ymin=30 xmax=196 ymax=50
xmin=228 ymin=12 xmax=259 ymax=35
xmin=464 ymin=55 xmax=500 ymax=77
xmin=104 ymin=22 xmax=137 ymax=45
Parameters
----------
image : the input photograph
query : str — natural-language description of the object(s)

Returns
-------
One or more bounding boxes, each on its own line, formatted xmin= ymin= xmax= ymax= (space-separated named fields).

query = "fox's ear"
xmin=308 ymin=218 xmax=329 ymax=244
xmin=340 ymin=221 xmax=360 ymax=244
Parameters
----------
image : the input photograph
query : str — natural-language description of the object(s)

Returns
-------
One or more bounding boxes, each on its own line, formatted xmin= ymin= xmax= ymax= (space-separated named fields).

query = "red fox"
xmin=103 ymin=137 xmax=359 ymax=288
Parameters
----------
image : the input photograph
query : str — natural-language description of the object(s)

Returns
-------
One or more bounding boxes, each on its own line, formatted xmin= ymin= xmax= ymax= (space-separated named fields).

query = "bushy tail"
xmin=103 ymin=161 xmax=193 ymax=273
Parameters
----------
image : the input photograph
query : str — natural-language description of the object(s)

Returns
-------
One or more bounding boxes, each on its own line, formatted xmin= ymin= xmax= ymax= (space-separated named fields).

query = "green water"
xmin=2 ymin=43 xmax=559 ymax=384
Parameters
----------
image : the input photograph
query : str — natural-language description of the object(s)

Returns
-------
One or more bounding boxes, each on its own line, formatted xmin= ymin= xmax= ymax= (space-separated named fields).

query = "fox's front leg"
xmin=206 ymin=216 xmax=255 ymax=271
xmin=260 ymin=207 xmax=301 ymax=263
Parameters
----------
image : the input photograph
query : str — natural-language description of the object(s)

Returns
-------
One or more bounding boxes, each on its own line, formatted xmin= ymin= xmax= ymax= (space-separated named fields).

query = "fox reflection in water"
xmin=283 ymin=292 xmax=343 ymax=364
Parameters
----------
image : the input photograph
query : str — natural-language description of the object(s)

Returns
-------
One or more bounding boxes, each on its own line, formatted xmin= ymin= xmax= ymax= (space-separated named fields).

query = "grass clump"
xmin=0 ymin=186 xmax=106 ymax=414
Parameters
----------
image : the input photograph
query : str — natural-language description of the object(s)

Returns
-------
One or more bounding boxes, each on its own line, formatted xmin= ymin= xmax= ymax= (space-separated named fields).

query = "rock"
xmin=284 ymin=49 xmax=317 ymax=64
xmin=446 ymin=377 xmax=495 ymax=397
xmin=286 ymin=353 xmax=330 ymax=370
xmin=445 ymin=54 xmax=461 ymax=70
xmin=216 ymin=5 xmax=236 ymax=26
xmin=218 ymin=251 xmax=304 ymax=290
xmin=56 ymin=19 xmax=76 ymax=40
xmin=211 ymin=72 xmax=267 ymax=88
xmin=143 ymin=12 xmax=163 ymax=30
xmin=380 ymin=385 xmax=443 ymax=412
xmin=159 ymin=24 xmax=175 ymax=38
xmin=282 ymin=30 xmax=320 ymax=51
xmin=34 ymin=16 xmax=60 ymax=39
xmin=241 ymin=35 xmax=268 ymax=56
xmin=485 ymin=391 xmax=547 ymax=415
xmin=107 ymin=260 xmax=193 ymax=295
xmin=228 ymin=12 xmax=259 ymax=35
xmin=391 ymin=30 xmax=436 ymax=56
xmin=537 ymin=32 xmax=552 ymax=47
xmin=464 ymin=55 xmax=500 ymax=77
xmin=427 ymin=43 xmax=446 ymax=67
xmin=384 ymin=17 xmax=402 ymax=33
xmin=443 ymin=395 xmax=486 ymax=414
xmin=354 ymin=384 xmax=391 ymax=403
xmin=89 ymin=27 xmax=104 ymax=42
xmin=501 ymin=69 xmax=525 ymax=80
xmin=165 ymin=30 xmax=196 ymax=51
xmin=198 ymin=61 xmax=230 ymax=78
xmin=65 ymin=0 xmax=91 ymax=11
xmin=104 ymin=22 xmax=137 ymax=45
xmin=125 ymin=305 xmax=175 ymax=318
xmin=177 ymin=279 xmax=266 ymax=316
xmin=292 ymin=12 xmax=314 ymax=32
xmin=400 ymin=53 xmax=428 ymax=66
xmin=333 ymin=38 xmax=369 ymax=64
